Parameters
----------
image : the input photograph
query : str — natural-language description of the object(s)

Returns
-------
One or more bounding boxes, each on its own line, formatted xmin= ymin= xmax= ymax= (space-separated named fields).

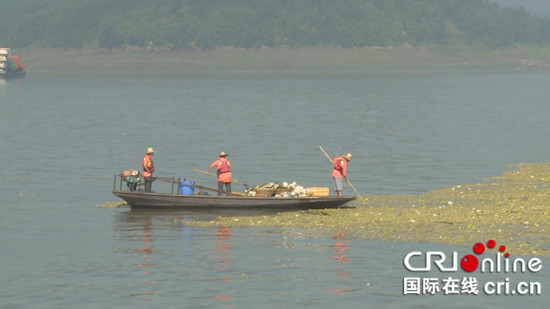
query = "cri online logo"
xmin=462 ymin=240 xmax=507 ymax=272
xmin=404 ymin=240 xmax=543 ymax=273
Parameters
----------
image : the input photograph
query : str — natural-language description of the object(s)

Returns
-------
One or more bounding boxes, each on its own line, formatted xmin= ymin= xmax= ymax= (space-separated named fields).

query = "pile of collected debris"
xmin=245 ymin=181 xmax=307 ymax=197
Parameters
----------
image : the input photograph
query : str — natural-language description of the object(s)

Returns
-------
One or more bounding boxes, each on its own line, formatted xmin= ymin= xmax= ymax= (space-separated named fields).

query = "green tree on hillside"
xmin=1 ymin=0 xmax=549 ymax=50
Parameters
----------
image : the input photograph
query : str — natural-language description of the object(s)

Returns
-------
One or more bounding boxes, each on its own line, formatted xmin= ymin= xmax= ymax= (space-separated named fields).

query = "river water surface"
xmin=1 ymin=72 xmax=548 ymax=308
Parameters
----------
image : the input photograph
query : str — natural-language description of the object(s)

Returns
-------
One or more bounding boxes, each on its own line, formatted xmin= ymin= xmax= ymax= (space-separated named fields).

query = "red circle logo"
xmin=461 ymin=255 xmax=479 ymax=272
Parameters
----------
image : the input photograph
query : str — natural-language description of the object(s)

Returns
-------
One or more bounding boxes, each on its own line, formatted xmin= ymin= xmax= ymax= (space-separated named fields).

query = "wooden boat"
xmin=112 ymin=174 xmax=356 ymax=210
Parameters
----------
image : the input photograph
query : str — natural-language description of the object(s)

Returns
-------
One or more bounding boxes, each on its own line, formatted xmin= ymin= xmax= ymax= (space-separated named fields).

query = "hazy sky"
xmin=491 ymin=0 xmax=550 ymax=16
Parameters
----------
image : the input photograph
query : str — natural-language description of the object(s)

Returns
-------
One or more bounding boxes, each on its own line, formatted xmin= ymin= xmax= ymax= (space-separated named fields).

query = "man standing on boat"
xmin=207 ymin=151 xmax=232 ymax=196
xmin=332 ymin=153 xmax=352 ymax=197
xmin=142 ymin=147 xmax=155 ymax=192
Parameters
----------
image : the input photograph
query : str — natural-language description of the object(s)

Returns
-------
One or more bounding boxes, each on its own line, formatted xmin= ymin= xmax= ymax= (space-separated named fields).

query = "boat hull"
xmin=1 ymin=70 xmax=26 ymax=79
xmin=113 ymin=190 xmax=356 ymax=210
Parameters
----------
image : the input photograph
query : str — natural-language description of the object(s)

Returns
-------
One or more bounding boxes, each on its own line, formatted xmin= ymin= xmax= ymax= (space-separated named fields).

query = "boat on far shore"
xmin=112 ymin=174 xmax=356 ymax=210
xmin=0 ymin=48 xmax=26 ymax=79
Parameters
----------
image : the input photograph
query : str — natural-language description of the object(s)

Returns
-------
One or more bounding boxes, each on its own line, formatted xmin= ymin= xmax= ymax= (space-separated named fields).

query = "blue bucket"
xmin=180 ymin=181 xmax=195 ymax=195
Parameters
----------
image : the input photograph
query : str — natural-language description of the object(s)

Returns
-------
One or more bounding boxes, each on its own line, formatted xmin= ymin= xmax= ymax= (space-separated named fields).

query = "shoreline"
xmin=174 ymin=163 xmax=550 ymax=257
xmin=16 ymin=45 xmax=550 ymax=75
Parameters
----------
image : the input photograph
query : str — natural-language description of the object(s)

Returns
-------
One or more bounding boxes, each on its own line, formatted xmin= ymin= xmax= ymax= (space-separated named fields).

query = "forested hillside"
xmin=1 ymin=0 xmax=549 ymax=50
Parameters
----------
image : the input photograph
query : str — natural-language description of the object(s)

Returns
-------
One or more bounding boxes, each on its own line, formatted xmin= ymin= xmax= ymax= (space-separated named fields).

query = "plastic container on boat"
xmin=306 ymin=187 xmax=330 ymax=197
xmin=180 ymin=181 xmax=195 ymax=195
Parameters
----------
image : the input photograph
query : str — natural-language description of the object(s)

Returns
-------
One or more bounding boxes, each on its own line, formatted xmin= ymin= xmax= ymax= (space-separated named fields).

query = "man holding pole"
xmin=319 ymin=145 xmax=367 ymax=205
xmin=332 ymin=153 xmax=352 ymax=197
xmin=207 ymin=151 xmax=232 ymax=196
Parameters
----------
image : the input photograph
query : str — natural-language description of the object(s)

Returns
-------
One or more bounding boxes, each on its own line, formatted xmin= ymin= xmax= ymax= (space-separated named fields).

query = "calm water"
xmin=1 ymin=72 xmax=549 ymax=308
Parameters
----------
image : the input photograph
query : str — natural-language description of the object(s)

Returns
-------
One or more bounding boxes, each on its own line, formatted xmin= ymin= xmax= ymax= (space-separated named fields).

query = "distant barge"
xmin=0 ymin=48 xmax=26 ymax=79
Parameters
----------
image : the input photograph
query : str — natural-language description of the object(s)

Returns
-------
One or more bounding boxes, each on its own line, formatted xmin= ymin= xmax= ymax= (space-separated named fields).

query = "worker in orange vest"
xmin=332 ymin=153 xmax=352 ymax=197
xmin=142 ymin=147 xmax=155 ymax=192
xmin=207 ymin=151 xmax=232 ymax=195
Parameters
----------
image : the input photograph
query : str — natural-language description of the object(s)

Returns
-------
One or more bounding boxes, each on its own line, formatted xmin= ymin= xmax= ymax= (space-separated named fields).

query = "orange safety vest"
xmin=210 ymin=158 xmax=232 ymax=182
xmin=332 ymin=156 xmax=347 ymax=178
xmin=219 ymin=158 xmax=231 ymax=173
xmin=142 ymin=154 xmax=154 ymax=177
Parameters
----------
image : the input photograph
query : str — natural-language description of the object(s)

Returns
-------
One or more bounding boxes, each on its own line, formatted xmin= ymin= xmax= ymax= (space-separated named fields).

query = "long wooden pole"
xmin=318 ymin=145 xmax=367 ymax=206
xmin=194 ymin=184 xmax=245 ymax=196
xmin=192 ymin=168 xmax=249 ymax=189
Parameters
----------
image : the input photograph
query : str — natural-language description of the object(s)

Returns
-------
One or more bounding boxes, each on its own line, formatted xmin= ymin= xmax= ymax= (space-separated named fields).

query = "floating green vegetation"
xmin=180 ymin=163 xmax=550 ymax=257
xmin=94 ymin=201 xmax=127 ymax=208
